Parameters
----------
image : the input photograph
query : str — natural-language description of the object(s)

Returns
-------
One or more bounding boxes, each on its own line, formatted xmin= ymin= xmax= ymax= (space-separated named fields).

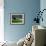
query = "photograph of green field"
xmin=10 ymin=14 xmax=24 ymax=24
xmin=12 ymin=18 xmax=22 ymax=23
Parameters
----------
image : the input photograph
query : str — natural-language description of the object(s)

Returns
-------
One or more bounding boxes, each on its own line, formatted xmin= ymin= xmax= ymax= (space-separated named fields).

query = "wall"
xmin=0 ymin=0 xmax=4 ymax=42
xmin=4 ymin=0 xmax=40 ymax=42
xmin=40 ymin=0 xmax=46 ymax=27
xmin=40 ymin=0 xmax=46 ymax=45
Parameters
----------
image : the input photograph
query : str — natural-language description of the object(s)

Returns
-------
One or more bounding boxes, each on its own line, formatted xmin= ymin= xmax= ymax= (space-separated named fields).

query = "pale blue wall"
xmin=40 ymin=0 xmax=46 ymax=27
xmin=4 ymin=0 xmax=40 ymax=42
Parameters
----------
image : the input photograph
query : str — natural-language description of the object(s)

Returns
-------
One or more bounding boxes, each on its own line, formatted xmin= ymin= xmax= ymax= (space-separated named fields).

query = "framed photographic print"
xmin=10 ymin=13 xmax=25 ymax=24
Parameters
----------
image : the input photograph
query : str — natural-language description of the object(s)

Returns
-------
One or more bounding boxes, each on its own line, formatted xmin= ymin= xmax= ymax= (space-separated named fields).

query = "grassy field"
xmin=12 ymin=18 xmax=22 ymax=23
